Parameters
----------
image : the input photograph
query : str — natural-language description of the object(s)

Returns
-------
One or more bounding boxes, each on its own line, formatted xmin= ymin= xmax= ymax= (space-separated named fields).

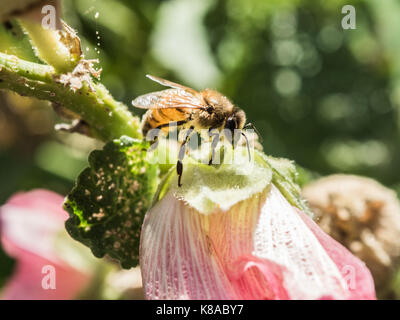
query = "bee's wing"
xmin=132 ymin=89 xmax=206 ymax=110
xmin=146 ymin=74 xmax=200 ymax=96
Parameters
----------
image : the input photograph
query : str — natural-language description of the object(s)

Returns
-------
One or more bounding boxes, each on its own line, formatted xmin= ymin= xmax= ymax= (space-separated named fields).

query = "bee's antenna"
xmin=241 ymin=132 xmax=251 ymax=162
xmin=244 ymin=123 xmax=263 ymax=143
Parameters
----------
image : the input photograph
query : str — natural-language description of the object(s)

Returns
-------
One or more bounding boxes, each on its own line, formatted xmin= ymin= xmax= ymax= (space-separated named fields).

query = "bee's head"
xmin=225 ymin=108 xmax=246 ymax=129
xmin=224 ymin=109 xmax=246 ymax=146
xmin=225 ymin=116 xmax=237 ymax=132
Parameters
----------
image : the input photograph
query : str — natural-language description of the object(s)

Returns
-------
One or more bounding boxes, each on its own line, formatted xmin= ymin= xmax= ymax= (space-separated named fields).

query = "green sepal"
xmin=262 ymin=154 xmax=313 ymax=217
xmin=156 ymin=146 xmax=273 ymax=215
xmin=64 ymin=136 xmax=158 ymax=269
xmin=154 ymin=145 xmax=312 ymax=217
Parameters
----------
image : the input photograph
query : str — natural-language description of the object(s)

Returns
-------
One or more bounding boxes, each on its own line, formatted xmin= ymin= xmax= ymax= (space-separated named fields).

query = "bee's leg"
xmin=177 ymin=126 xmax=194 ymax=187
xmin=208 ymin=129 xmax=220 ymax=165
xmin=148 ymin=120 xmax=187 ymax=151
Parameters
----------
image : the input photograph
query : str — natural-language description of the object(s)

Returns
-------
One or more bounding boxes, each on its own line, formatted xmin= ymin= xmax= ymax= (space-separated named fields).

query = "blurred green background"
xmin=1 ymin=0 xmax=400 ymax=203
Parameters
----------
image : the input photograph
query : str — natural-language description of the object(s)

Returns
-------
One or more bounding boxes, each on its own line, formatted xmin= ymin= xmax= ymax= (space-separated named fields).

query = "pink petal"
xmin=228 ymin=255 xmax=289 ymax=299
xmin=296 ymin=209 xmax=376 ymax=300
xmin=1 ymin=189 xmax=91 ymax=300
xmin=140 ymin=185 xmax=376 ymax=300
xmin=2 ymin=247 xmax=89 ymax=300
xmin=140 ymin=192 xmax=235 ymax=299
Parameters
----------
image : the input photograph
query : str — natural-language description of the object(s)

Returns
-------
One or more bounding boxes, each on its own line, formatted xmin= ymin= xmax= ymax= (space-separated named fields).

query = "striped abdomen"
xmin=141 ymin=108 xmax=192 ymax=136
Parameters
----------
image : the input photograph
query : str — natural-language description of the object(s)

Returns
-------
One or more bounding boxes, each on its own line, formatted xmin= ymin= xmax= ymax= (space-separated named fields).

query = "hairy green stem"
xmin=0 ymin=52 xmax=141 ymax=141
xmin=19 ymin=19 xmax=78 ymax=73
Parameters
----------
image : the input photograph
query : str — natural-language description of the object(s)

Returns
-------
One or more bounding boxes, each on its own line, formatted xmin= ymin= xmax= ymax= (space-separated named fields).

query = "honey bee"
xmin=132 ymin=75 xmax=259 ymax=186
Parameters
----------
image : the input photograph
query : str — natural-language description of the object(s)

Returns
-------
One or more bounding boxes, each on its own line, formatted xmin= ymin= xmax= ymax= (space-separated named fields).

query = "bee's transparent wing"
xmin=132 ymin=89 xmax=205 ymax=110
xmin=146 ymin=74 xmax=200 ymax=96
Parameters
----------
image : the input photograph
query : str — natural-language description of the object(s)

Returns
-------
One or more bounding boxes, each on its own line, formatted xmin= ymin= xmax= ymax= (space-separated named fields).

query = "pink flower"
xmin=140 ymin=184 xmax=376 ymax=300
xmin=0 ymin=189 xmax=92 ymax=300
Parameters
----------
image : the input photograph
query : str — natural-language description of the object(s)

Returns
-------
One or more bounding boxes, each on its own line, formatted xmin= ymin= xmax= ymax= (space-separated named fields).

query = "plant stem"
xmin=0 ymin=52 xmax=141 ymax=141
xmin=19 ymin=19 xmax=78 ymax=73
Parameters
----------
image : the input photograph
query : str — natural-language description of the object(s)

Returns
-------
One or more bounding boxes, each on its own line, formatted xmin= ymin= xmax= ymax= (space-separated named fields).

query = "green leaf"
xmin=64 ymin=136 xmax=158 ymax=269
